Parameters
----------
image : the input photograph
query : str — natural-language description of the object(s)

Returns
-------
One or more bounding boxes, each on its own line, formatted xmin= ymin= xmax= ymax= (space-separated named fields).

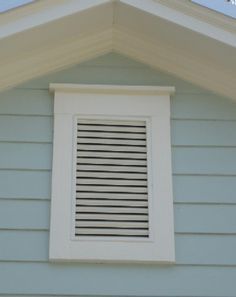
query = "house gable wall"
xmin=0 ymin=53 xmax=236 ymax=296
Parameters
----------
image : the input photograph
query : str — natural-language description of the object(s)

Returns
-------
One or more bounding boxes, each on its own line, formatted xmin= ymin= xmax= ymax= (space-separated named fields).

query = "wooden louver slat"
xmin=75 ymin=119 xmax=149 ymax=238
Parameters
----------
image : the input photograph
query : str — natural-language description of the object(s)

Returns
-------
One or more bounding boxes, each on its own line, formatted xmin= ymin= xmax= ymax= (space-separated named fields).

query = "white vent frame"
xmin=49 ymin=84 xmax=175 ymax=263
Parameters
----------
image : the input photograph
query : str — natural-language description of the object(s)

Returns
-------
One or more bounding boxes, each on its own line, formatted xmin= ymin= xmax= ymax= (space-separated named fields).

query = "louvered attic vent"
xmin=75 ymin=119 xmax=149 ymax=238
xmin=49 ymin=84 xmax=175 ymax=263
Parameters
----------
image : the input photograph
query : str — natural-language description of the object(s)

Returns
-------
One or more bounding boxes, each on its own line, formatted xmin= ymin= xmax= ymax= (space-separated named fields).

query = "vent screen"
xmin=75 ymin=119 xmax=149 ymax=238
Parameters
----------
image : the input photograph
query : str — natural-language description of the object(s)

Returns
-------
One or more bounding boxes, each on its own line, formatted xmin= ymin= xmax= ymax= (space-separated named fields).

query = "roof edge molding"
xmin=0 ymin=0 xmax=235 ymax=100
xmin=0 ymin=0 xmax=111 ymax=39
xmin=113 ymin=26 xmax=236 ymax=100
xmin=0 ymin=29 xmax=113 ymax=91
xmin=122 ymin=0 xmax=236 ymax=47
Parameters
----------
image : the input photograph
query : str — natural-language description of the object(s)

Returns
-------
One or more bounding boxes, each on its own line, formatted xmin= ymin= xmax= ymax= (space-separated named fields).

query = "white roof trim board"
xmin=0 ymin=0 xmax=235 ymax=100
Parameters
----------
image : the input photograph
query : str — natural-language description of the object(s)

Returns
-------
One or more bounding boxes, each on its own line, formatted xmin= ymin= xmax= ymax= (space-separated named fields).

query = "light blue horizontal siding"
xmin=173 ymin=147 xmax=236 ymax=175
xmin=0 ymin=143 xmax=52 ymax=170
xmin=172 ymin=93 xmax=236 ymax=120
xmin=0 ymin=262 xmax=236 ymax=296
xmin=0 ymin=171 xmax=235 ymax=205
xmin=2 ymin=116 xmax=236 ymax=146
xmin=0 ymin=230 xmax=48 ymax=261
xmin=1 ymin=171 xmax=236 ymax=204
xmin=174 ymin=204 xmax=236 ymax=233
xmin=1 ymin=230 xmax=236 ymax=266
xmin=1 ymin=199 xmax=236 ymax=234
xmin=21 ymin=67 xmax=203 ymax=94
xmin=176 ymin=234 xmax=236 ymax=265
xmin=0 ymin=200 xmax=49 ymax=230
xmin=1 ymin=142 xmax=236 ymax=174
xmin=0 ymin=115 xmax=52 ymax=142
xmin=0 ymin=89 xmax=52 ymax=116
xmin=174 ymin=175 xmax=236 ymax=203
xmin=1 ymin=53 xmax=236 ymax=296
xmin=172 ymin=120 xmax=236 ymax=146
xmin=0 ymin=171 xmax=51 ymax=199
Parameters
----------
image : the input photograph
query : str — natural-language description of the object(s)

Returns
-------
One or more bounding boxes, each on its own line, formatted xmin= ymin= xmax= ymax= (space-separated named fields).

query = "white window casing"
xmin=49 ymin=84 xmax=175 ymax=263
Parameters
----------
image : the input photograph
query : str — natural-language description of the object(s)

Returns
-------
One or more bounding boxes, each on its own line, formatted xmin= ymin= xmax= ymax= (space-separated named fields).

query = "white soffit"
xmin=0 ymin=0 xmax=235 ymax=100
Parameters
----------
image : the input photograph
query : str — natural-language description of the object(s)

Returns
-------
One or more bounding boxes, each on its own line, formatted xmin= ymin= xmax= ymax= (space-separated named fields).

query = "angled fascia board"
xmin=120 ymin=0 xmax=236 ymax=48
xmin=0 ymin=29 xmax=113 ymax=91
xmin=0 ymin=0 xmax=235 ymax=45
xmin=0 ymin=0 xmax=235 ymax=100
xmin=158 ymin=0 xmax=236 ymax=33
xmin=0 ymin=0 xmax=111 ymax=39
xmin=113 ymin=26 xmax=236 ymax=100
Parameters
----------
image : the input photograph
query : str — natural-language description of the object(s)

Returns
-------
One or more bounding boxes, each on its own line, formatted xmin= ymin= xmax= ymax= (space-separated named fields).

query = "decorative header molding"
xmin=49 ymin=83 xmax=175 ymax=96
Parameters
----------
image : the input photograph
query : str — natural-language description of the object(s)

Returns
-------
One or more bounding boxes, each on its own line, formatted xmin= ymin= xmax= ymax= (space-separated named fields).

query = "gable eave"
xmin=121 ymin=0 xmax=236 ymax=48
xmin=0 ymin=0 xmax=235 ymax=100
xmin=0 ymin=0 xmax=112 ymax=39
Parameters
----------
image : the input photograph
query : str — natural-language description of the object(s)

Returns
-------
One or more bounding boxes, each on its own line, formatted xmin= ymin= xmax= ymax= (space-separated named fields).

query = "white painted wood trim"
xmin=120 ymin=0 xmax=236 ymax=48
xmin=0 ymin=29 xmax=112 ymax=92
xmin=50 ymin=84 xmax=175 ymax=95
xmin=0 ymin=26 xmax=235 ymax=99
xmin=49 ymin=84 xmax=175 ymax=263
xmin=157 ymin=0 xmax=236 ymax=33
xmin=0 ymin=1 xmax=235 ymax=100
xmin=113 ymin=26 xmax=236 ymax=100
xmin=1 ymin=0 xmax=234 ymax=45
xmin=0 ymin=0 xmax=111 ymax=39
